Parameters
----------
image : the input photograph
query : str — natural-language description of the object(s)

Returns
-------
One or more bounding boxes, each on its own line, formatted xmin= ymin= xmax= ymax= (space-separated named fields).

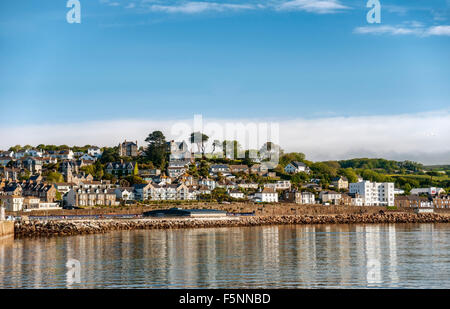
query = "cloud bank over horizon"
xmin=1 ymin=111 xmax=449 ymax=165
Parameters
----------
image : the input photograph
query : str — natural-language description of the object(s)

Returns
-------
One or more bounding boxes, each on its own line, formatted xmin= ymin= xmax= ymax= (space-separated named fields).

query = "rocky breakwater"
xmin=15 ymin=212 xmax=450 ymax=238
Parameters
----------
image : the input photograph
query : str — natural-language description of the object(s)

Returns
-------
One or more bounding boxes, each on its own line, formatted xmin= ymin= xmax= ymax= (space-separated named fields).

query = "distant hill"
xmin=337 ymin=158 xmax=423 ymax=173
xmin=423 ymin=165 xmax=450 ymax=170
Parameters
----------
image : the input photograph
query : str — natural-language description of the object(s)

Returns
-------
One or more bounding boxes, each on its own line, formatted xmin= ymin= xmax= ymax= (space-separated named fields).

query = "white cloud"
xmin=100 ymin=0 xmax=121 ymax=7
xmin=354 ymin=25 xmax=421 ymax=35
xmin=276 ymin=0 xmax=349 ymax=14
xmin=426 ymin=25 xmax=450 ymax=36
xmin=1 ymin=111 xmax=449 ymax=164
xmin=125 ymin=0 xmax=350 ymax=14
xmin=354 ymin=24 xmax=450 ymax=37
xmin=144 ymin=1 xmax=257 ymax=14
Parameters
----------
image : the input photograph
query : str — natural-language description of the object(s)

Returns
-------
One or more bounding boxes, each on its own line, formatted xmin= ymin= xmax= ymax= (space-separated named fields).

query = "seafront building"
xmin=254 ymin=187 xmax=278 ymax=203
xmin=0 ymin=141 xmax=448 ymax=210
xmin=349 ymin=181 xmax=395 ymax=206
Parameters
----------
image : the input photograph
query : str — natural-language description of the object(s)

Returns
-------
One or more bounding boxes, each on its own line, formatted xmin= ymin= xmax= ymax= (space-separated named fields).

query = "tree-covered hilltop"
xmin=338 ymin=158 xmax=424 ymax=173
xmin=4 ymin=139 xmax=449 ymax=195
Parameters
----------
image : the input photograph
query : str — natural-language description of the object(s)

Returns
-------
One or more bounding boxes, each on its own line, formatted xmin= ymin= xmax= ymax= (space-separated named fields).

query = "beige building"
xmin=0 ymin=196 xmax=24 ymax=212
xmin=331 ymin=176 xmax=349 ymax=190
xmin=64 ymin=188 xmax=118 ymax=207
xmin=119 ymin=140 xmax=138 ymax=157
xmin=319 ymin=191 xmax=342 ymax=205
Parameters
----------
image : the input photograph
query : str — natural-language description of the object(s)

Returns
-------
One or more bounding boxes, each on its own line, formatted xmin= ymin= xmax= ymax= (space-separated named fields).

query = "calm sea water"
xmin=1 ymin=224 xmax=449 ymax=289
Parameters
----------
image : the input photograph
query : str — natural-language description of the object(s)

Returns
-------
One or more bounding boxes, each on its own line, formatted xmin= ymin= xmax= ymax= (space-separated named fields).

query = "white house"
xmin=237 ymin=181 xmax=259 ymax=190
xmin=28 ymin=149 xmax=43 ymax=157
xmin=284 ymin=161 xmax=310 ymax=174
xmin=114 ymin=187 xmax=135 ymax=201
xmin=264 ymin=180 xmax=291 ymax=191
xmin=254 ymin=187 xmax=278 ymax=203
xmin=411 ymin=187 xmax=445 ymax=196
xmin=133 ymin=183 xmax=154 ymax=201
xmin=209 ymin=164 xmax=231 ymax=176
xmin=349 ymin=181 xmax=395 ymax=206
xmin=199 ymin=178 xmax=217 ymax=190
xmin=229 ymin=190 xmax=245 ymax=199
xmin=0 ymin=151 xmax=14 ymax=158
xmin=0 ymin=156 xmax=12 ymax=166
xmin=54 ymin=183 xmax=76 ymax=195
xmin=319 ymin=191 xmax=342 ymax=204
xmin=80 ymin=154 xmax=96 ymax=161
xmin=300 ymin=191 xmax=315 ymax=204
xmin=87 ymin=147 xmax=103 ymax=158
xmin=0 ymin=196 xmax=24 ymax=212
xmin=167 ymin=166 xmax=187 ymax=178
xmin=394 ymin=188 xmax=405 ymax=195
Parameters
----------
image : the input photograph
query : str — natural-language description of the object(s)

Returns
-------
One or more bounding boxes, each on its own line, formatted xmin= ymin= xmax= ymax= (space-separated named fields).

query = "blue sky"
xmin=0 ymin=1 xmax=449 ymax=163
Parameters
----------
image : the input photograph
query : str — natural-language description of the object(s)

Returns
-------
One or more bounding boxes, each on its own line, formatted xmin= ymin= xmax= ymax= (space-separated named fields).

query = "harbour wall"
xmin=14 ymin=212 xmax=450 ymax=238
xmin=0 ymin=221 xmax=14 ymax=237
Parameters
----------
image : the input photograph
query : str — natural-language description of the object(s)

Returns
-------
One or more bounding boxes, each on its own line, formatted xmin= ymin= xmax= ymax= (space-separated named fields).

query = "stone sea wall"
xmin=10 ymin=203 xmax=417 ymax=217
xmin=14 ymin=213 xmax=450 ymax=238
xmin=0 ymin=221 xmax=15 ymax=237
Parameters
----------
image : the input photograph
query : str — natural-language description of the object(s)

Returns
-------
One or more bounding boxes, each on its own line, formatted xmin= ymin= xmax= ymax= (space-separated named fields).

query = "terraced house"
xmin=64 ymin=188 xmax=118 ymax=207
xmin=105 ymin=161 xmax=137 ymax=176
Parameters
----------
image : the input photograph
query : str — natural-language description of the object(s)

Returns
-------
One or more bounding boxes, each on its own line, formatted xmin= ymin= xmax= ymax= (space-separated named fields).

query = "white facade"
xmin=301 ymin=192 xmax=315 ymax=204
xmin=349 ymin=181 xmax=395 ymax=206
xmin=319 ymin=191 xmax=342 ymax=204
xmin=351 ymin=195 xmax=365 ymax=206
xmin=229 ymin=191 xmax=245 ymax=199
xmin=199 ymin=178 xmax=217 ymax=190
xmin=88 ymin=147 xmax=103 ymax=158
xmin=0 ymin=196 xmax=24 ymax=212
xmin=80 ymin=154 xmax=96 ymax=161
xmin=411 ymin=187 xmax=445 ymax=196
xmin=255 ymin=188 xmax=278 ymax=203
xmin=394 ymin=188 xmax=405 ymax=195
xmin=114 ymin=188 xmax=135 ymax=201
xmin=28 ymin=149 xmax=43 ymax=157
xmin=264 ymin=180 xmax=291 ymax=191
xmin=284 ymin=161 xmax=310 ymax=174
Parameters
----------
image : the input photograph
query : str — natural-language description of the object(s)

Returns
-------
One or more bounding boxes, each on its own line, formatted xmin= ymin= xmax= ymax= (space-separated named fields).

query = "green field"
xmin=388 ymin=174 xmax=449 ymax=181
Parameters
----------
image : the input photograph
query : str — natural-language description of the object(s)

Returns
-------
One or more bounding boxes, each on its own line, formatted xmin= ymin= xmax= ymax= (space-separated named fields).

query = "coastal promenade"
xmin=14 ymin=212 xmax=450 ymax=238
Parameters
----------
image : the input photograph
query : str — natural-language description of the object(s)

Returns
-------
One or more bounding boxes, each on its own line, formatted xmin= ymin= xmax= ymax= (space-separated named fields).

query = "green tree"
xmin=190 ymin=132 xmax=209 ymax=156
xmin=55 ymin=191 xmax=62 ymax=201
xmin=100 ymin=147 xmax=120 ymax=164
xmin=279 ymin=152 xmax=306 ymax=167
xmin=124 ymin=175 xmax=146 ymax=185
xmin=145 ymin=131 xmax=167 ymax=168
xmin=404 ymin=183 xmax=412 ymax=195
xmin=291 ymin=172 xmax=309 ymax=185
xmin=199 ymin=160 xmax=209 ymax=178
xmin=259 ymin=142 xmax=283 ymax=164
xmin=80 ymin=165 xmax=95 ymax=176
xmin=427 ymin=171 xmax=440 ymax=185
xmin=223 ymin=140 xmax=242 ymax=159
xmin=9 ymin=145 xmax=22 ymax=153
xmin=212 ymin=140 xmax=222 ymax=154
xmin=341 ymin=168 xmax=358 ymax=183
xmin=46 ymin=172 xmax=64 ymax=183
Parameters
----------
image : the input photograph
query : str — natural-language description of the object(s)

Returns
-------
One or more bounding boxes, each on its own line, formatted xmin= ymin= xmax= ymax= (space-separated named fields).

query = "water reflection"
xmin=0 ymin=224 xmax=449 ymax=289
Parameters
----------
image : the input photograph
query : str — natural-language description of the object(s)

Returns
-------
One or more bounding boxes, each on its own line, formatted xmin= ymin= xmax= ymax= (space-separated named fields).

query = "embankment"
xmin=12 ymin=203 xmax=436 ymax=218
xmin=0 ymin=221 xmax=14 ymax=237
xmin=14 ymin=212 xmax=450 ymax=238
